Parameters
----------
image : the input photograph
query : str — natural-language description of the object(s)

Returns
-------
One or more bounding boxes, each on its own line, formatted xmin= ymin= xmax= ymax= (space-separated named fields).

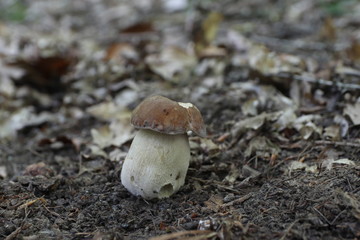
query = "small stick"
xmin=314 ymin=140 xmax=360 ymax=148
xmin=280 ymin=220 xmax=299 ymax=240
xmin=279 ymin=73 xmax=360 ymax=90
xmin=4 ymin=227 xmax=23 ymax=240
xmin=5 ymin=206 xmax=30 ymax=240
xmin=222 ymin=192 xmax=254 ymax=207
xmin=312 ymin=207 xmax=331 ymax=225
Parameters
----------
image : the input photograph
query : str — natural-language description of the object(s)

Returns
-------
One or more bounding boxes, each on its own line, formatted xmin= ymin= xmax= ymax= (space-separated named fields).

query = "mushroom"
xmin=121 ymin=95 xmax=206 ymax=199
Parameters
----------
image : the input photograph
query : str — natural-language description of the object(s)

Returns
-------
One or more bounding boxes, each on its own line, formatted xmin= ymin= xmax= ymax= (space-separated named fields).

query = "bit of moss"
xmin=0 ymin=0 xmax=27 ymax=23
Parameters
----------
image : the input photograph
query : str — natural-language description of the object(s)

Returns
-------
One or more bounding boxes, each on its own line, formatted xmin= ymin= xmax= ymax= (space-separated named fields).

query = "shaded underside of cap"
xmin=131 ymin=95 xmax=206 ymax=137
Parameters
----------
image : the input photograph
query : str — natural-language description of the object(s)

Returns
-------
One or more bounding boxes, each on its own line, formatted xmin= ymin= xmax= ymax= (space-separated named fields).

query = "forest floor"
xmin=0 ymin=0 xmax=359 ymax=239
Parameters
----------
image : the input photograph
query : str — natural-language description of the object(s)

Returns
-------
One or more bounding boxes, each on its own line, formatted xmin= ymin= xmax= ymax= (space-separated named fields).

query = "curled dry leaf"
xmin=346 ymin=39 xmax=360 ymax=64
xmin=204 ymin=195 xmax=223 ymax=212
xmin=91 ymin=125 xmax=113 ymax=149
xmin=0 ymin=38 xmax=25 ymax=97
xmin=145 ymin=46 xmax=196 ymax=83
xmin=0 ymin=166 xmax=7 ymax=179
xmin=244 ymin=136 xmax=280 ymax=158
xmin=233 ymin=82 xmax=295 ymax=114
xmin=190 ymin=137 xmax=220 ymax=156
xmin=104 ymin=42 xmax=138 ymax=63
xmin=286 ymin=161 xmax=318 ymax=175
xmin=38 ymin=135 xmax=77 ymax=150
xmin=13 ymin=55 xmax=74 ymax=93
xmin=109 ymin=148 xmax=127 ymax=162
xmin=248 ymin=44 xmax=305 ymax=76
xmin=231 ymin=111 xmax=282 ymax=137
xmin=324 ymin=125 xmax=341 ymax=141
xmin=91 ymin=120 xmax=134 ymax=149
xmin=200 ymin=138 xmax=220 ymax=155
xmin=194 ymin=12 xmax=223 ymax=56
xmin=0 ymin=107 xmax=55 ymax=138
xmin=344 ymin=102 xmax=360 ymax=125
xmin=293 ymin=114 xmax=322 ymax=140
xmin=88 ymin=101 xmax=134 ymax=158
xmin=224 ymin=164 xmax=240 ymax=183
xmin=241 ymin=98 xmax=260 ymax=116
xmin=86 ymin=101 xmax=131 ymax=121
xmin=87 ymin=144 xmax=108 ymax=159
xmin=322 ymin=158 xmax=356 ymax=170
xmin=299 ymin=122 xmax=322 ymax=140
xmin=334 ymin=115 xmax=349 ymax=137
xmin=273 ymin=108 xmax=297 ymax=131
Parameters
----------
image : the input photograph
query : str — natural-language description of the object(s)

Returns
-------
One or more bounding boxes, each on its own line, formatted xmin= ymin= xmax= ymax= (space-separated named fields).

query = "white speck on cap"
xmin=178 ymin=102 xmax=193 ymax=109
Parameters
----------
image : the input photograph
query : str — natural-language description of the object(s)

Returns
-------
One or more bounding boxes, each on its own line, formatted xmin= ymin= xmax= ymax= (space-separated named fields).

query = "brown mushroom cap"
xmin=131 ymin=95 xmax=206 ymax=137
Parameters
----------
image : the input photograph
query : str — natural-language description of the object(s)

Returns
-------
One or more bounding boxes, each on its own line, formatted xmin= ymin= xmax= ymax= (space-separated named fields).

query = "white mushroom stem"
xmin=121 ymin=129 xmax=190 ymax=199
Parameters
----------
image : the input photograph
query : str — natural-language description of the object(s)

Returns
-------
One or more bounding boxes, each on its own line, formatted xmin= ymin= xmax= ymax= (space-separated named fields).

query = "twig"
xmin=42 ymin=204 xmax=60 ymax=217
xmin=331 ymin=209 xmax=346 ymax=225
xmin=26 ymin=146 xmax=42 ymax=156
xmin=312 ymin=207 xmax=331 ymax=225
xmin=314 ymin=140 xmax=360 ymax=148
xmin=278 ymin=73 xmax=360 ymax=90
xmin=4 ymin=227 xmax=23 ymax=240
xmin=75 ymin=232 xmax=97 ymax=236
xmin=251 ymin=35 xmax=330 ymax=51
xmin=279 ymin=220 xmax=299 ymax=240
xmin=222 ymin=192 xmax=254 ymax=207
xmin=149 ymin=230 xmax=216 ymax=240
xmin=190 ymin=177 xmax=242 ymax=194
xmin=296 ymin=143 xmax=312 ymax=162
xmin=293 ymin=75 xmax=360 ymax=90
xmin=5 ymin=205 xmax=30 ymax=240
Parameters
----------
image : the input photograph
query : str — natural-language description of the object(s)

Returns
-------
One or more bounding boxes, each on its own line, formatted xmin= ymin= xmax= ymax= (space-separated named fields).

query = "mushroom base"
xmin=121 ymin=129 xmax=190 ymax=199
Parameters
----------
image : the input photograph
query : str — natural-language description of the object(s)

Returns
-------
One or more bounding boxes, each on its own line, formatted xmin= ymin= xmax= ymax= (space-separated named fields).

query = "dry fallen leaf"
xmin=104 ymin=42 xmax=138 ymax=63
xmin=121 ymin=22 xmax=154 ymax=34
xmin=87 ymin=101 xmax=131 ymax=121
xmin=87 ymin=144 xmax=108 ymax=159
xmin=91 ymin=125 xmax=113 ymax=149
xmin=244 ymin=136 xmax=281 ymax=158
xmin=0 ymin=107 xmax=55 ymax=138
xmin=0 ymin=38 xmax=24 ymax=97
xmin=324 ymin=125 xmax=341 ymax=141
xmin=320 ymin=17 xmax=336 ymax=41
xmin=194 ymin=12 xmax=223 ymax=56
xmin=0 ymin=166 xmax=7 ymax=179
xmin=344 ymin=102 xmax=360 ymax=125
xmin=13 ymin=55 xmax=74 ymax=93
xmin=200 ymin=138 xmax=220 ymax=154
xmin=109 ymin=148 xmax=127 ymax=162
xmin=145 ymin=46 xmax=196 ymax=83
xmin=322 ymin=158 xmax=356 ymax=170
xmin=293 ymin=114 xmax=322 ymax=140
xmin=273 ymin=108 xmax=297 ymax=131
xmin=346 ymin=39 xmax=360 ymax=64
xmin=91 ymin=120 xmax=134 ymax=148
xmin=231 ymin=111 xmax=282 ymax=137
xmin=205 ymin=195 xmax=224 ymax=212
xmin=287 ymin=161 xmax=318 ymax=175
xmin=241 ymin=98 xmax=260 ymax=116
